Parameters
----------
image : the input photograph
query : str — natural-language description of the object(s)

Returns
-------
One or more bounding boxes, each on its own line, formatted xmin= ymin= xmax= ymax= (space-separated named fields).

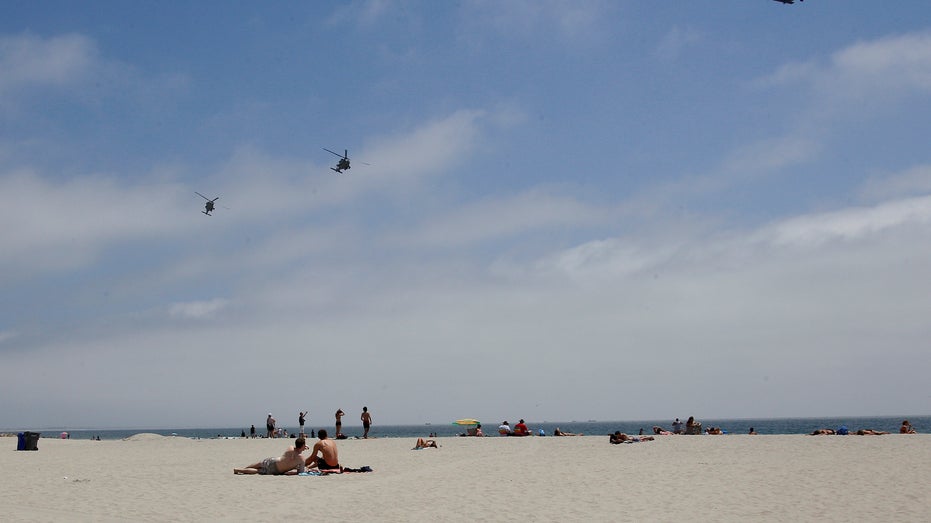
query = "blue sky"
xmin=3 ymin=1 xmax=931 ymax=430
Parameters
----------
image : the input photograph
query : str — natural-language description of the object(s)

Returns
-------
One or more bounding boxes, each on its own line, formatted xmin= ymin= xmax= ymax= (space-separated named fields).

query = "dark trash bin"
xmin=16 ymin=432 xmax=25 ymax=450
xmin=19 ymin=431 xmax=40 ymax=451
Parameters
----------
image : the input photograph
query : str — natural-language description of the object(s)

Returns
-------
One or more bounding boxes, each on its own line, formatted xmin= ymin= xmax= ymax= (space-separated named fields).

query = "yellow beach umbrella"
xmin=452 ymin=419 xmax=480 ymax=426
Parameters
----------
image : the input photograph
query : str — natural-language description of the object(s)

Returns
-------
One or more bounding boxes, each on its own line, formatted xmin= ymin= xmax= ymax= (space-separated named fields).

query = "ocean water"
xmin=17 ymin=415 xmax=929 ymax=441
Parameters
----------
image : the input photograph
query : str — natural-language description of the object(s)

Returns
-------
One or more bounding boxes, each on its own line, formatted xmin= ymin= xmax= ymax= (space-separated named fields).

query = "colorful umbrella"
xmin=452 ymin=419 xmax=480 ymax=426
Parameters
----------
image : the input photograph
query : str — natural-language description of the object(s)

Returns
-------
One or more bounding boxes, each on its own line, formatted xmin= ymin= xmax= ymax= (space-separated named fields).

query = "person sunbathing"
xmin=234 ymin=437 xmax=307 ymax=475
xmin=652 ymin=426 xmax=672 ymax=435
xmin=413 ymin=438 xmax=438 ymax=449
xmin=810 ymin=428 xmax=836 ymax=435
xmin=900 ymin=420 xmax=917 ymax=434
xmin=610 ymin=431 xmax=654 ymax=444
xmin=855 ymin=429 xmax=889 ymax=435
xmin=553 ymin=427 xmax=582 ymax=436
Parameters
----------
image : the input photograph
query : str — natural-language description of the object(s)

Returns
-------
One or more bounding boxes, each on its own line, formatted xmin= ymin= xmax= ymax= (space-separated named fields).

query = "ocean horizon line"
xmin=6 ymin=413 xmax=928 ymax=437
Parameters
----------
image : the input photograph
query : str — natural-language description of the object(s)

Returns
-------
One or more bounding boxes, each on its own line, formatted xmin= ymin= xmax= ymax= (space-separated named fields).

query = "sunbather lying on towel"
xmin=413 ymin=438 xmax=438 ymax=449
xmin=610 ymin=431 xmax=654 ymax=444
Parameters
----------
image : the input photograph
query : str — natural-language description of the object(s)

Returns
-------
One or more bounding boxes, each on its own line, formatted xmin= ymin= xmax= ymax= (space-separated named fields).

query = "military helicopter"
xmin=195 ymin=192 xmax=220 ymax=216
xmin=323 ymin=148 xmax=369 ymax=174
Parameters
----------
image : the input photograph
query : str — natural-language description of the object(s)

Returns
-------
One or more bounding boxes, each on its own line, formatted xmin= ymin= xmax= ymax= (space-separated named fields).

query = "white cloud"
xmin=0 ymin=33 xmax=97 ymax=94
xmin=361 ymin=109 xmax=487 ymax=183
xmin=390 ymin=187 xmax=608 ymax=248
xmin=168 ymin=299 xmax=229 ymax=320
xmin=760 ymin=194 xmax=931 ymax=247
xmin=5 ymin=177 xmax=931 ymax=426
xmin=760 ymin=31 xmax=931 ymax=102
xmin=0 ymin=169 xmax=190 ymax=278
xmin=722 ymin=135 xmax=820 ymax=175
xmin=859 ymin=164 xmax=931 ymax=202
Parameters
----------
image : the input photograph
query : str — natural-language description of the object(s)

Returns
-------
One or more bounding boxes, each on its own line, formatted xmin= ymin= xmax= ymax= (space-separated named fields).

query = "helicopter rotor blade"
xmin=195 ymin=191 xmax=210 ymax=201
xmin=344 ymin=149 xmax=348 ymax=159
xmin=323 ymin=148 xmax=343 ymax=158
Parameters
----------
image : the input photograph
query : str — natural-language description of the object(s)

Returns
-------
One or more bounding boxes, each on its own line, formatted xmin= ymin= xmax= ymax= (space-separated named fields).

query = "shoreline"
xmin=3 ymin=413 xmax=927 ymax=441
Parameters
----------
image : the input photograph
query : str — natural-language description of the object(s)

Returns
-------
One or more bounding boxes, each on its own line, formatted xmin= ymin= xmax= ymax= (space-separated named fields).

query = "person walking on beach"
xmin=234 ymin=437 xmax=308 ymax=475
xmin=335 ymin=409 xmax=344 ymax=437
xmin=299 ymin=411 xmax=308 ymax=436
xmin=266 ymin=413 xmax=276 ymax=438
xmin=305 ymin=429 xmax=341 ymax=471
xmin=250 ymin=424 xmax=256 ymax=438
xmin=361 ymin=406 xmax=373 ymax=439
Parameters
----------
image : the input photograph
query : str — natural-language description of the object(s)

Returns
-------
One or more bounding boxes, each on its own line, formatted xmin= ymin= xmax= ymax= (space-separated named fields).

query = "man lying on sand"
xmin=234 ymin=437 xmax=307 ymax=475
xmin=554 ymin=427 xmax=582 ymax=436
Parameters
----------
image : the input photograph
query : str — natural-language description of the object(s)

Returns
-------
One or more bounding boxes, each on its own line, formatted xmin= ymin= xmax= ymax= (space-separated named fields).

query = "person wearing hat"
xmin=266 ymin=413 xmax=276 ymax=438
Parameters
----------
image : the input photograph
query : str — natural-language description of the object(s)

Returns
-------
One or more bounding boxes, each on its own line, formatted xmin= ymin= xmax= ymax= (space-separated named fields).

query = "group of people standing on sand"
xmin=253 ymin=407 xmax=374 ymax=441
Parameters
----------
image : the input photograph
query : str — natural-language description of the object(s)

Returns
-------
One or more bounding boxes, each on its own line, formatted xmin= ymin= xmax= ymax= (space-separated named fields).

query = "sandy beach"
xmin=2 ymin=433 xmax=929 ymax=522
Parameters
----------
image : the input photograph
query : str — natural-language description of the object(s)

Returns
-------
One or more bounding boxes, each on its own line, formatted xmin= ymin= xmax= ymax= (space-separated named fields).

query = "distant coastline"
xmin=5 ymin=414 xmax=927 ymax=441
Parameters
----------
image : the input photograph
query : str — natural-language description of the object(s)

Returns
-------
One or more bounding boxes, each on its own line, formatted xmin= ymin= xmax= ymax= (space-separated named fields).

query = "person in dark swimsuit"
xmin=361 ymin=406 xmax=372 ymax=438
xmin=305 ymin=429 xmax=341 ymax=471
xmin=335 ymin=409 xmax=344 ymax=437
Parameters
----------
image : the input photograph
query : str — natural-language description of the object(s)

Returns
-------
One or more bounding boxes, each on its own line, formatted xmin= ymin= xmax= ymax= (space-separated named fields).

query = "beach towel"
xmin=298 ymin=466 xmax=373 ymax=475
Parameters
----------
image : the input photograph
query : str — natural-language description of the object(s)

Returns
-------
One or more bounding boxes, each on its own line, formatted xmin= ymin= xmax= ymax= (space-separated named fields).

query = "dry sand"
xmin=2 ymin=433 xmax=930 ymax=522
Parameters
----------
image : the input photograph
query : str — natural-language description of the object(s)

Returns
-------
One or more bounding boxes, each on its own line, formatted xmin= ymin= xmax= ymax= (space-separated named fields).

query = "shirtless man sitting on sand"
xmin=234 ymin=437 xmax=308 ymax=475
xmin=304 ymin=429 xmax=341 ymax=471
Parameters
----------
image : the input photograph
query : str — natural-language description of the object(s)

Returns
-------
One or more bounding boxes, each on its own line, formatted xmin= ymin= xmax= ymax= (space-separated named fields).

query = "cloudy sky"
xmin=3 ymin=1 xmax=931 ymax=430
